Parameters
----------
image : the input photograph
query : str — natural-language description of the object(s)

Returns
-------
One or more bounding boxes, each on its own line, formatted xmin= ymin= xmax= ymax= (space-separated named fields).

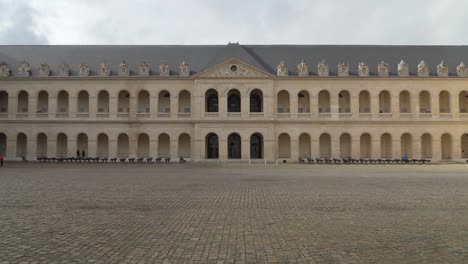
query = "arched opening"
xmin=298 ymin=91 xmax=310 ymax=113
xmin=401 ymin=133 xmax=412 ymax=158
xmin=299 ymin=133 xmax=311 ymax=157
xmin=379 ymin=91 xmax=391 ymax=113
xmin=77 ymin=91 xmax=89 ymax=113
xmin=340 ymin=133 xmax=351 ymax=158
xmin=17 ymin=91 xmax=28 ymax=113
xmin=97 ymin=91 xmax=109 ymax=113
xmin=250 ymin=133 xmax=263 ymax=159
xmin=57 ymin=91 xmax=69 ymax=113
xmin=421 ymin=133 xmax=432 ymax=159
xmin=16 ymin=133 xmax=27 ymax=157
xmin=228 ymin=133 xmax=241 ymax=159
xmin=360 ymin=133 xmax=372 ymax=158
xmin=178 ymin=133 xmax=191 ymax=158
xmin=439 ymin=91 xmax=451 ymax=113
xmin=381 ymin=133 xmax=392 ymax=158
xmin=97 ymin=133 xmax=108 ymax=158
xmin=318 ymin=90 xmax=330 ymax=113
xmin=441 ymin=133 xmax=452 ymax=160
xmin=338 ymin=90 xmax=350 ymax=113
xmin=205 ymin=89 xmax=218 ymax=112
xmin=36 ymin=133 xmax=47 ymax=157
xmin=359 ymin=91 xmax=370 ymax=113
xmin=158 ymin=90 xmax=170 ymax=113
xmin=277 ymin=90 xmax=290 ymax=113
xmin=137 ymin=133 xmax=150 ymax=157
xmin=0 ymin=91 xmax=8 ymax=112
xmin=158 ymin=133 xmax=170 ymax=157
xmin=459 ymin=91 xmax=468 ymax=113
xmin=37 ymin=91 xmax=48 ymax=113
xmin=206 ymin=133 xmax=219 ymax=159
xmin=319 ymin=133 xmax=331 ymax=158
xmin=278 ymin=133 xmax=291 ymax=158
xmin=56 ymin=133 xmax=68 ymax=158
xmin=138 ymin=90 xmax=150 ymax=113
xmin=178 ymin=90 xmax=191 ymax=113
xmin=117 ymin=133 xmax=129 ymax=158
xmin=0 ymin=133 xmax=6 ymax=156
xmin=77 ymin=133 xmax=88 ymax=156
xmin=227 ymin=89 xmax=241 ymax=112
xmin=118 ymin=91 xmax=130 ymax=113
xmin=462 ymin=134 xmax=468 ymax=158
xmin=399 ymin=90 xmax=411 ymax=113
xmin=249 ymin=89 xmax=263 ymax=113
xmin=419 ymin=91 xmax=431 ymax=113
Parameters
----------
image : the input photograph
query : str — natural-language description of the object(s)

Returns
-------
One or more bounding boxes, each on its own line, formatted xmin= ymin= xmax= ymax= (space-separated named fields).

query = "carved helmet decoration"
xmin=138 ymin=62 xmax=150 ymax=76
xmin=337 ymin=62 xmax=349 ymax=77
xmin=17 ymin=61 xmax=31 ymax=77
xmin=0 ymin=62 xmax=11 ymax=77
xmin=297 ymin=60 xmax=309 ymax=77
xmin=119 ymin=61 xmax=130 ymax=77
xmin=58 ymin=64 xmax=70 ymax=77
xmin=98 ymin=63 xmax=111 ymax=77
xmin=317 ymin=60 xmax=329 ymax=77
xmin=39 ymin=64 xmax=50 ymax=77
xmin=79 ymin=63 xmax=90 ymax=76
xmin=276 ymin=61 xmax=288 ymax=76
xmin=397 ymin=60 xmax=409 ymax=76
xmin=159 ymin=62 xmax=170 ymax=77
xmin=179 ymin=60 xmax=190 ymax=77
xmin=358 ymin=62 xmax=369 ymax=77
xmin=417 ymin=61 xmax=429 ymax=77
xmin=457 ymin=61 xmax=467 ymax=77
xmin=437 ymin=61 xmax=448 ymax=77
xmin=377 ymin=61 xmax=389 ymax=77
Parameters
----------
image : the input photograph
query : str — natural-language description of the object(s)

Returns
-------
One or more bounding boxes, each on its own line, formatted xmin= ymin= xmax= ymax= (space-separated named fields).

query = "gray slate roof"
xmin=0 ymin=43 xmax=467 ymax=77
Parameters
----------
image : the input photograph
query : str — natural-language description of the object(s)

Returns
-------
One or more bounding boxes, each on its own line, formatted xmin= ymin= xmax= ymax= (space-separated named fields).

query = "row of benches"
xmin=298 ymin=157 xmax=431 ymax=164
xmin=36 ymin=157 xmax=185 ymax=163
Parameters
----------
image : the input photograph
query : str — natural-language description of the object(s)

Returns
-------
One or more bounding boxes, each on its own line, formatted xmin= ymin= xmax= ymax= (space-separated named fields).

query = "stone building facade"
xmin=1 ymin=43 xmax=468 ymax=162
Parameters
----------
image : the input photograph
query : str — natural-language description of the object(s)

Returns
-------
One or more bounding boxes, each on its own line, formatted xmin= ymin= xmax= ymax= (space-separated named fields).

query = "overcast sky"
xmin=0 ymin=0 xmax=467 ymax=45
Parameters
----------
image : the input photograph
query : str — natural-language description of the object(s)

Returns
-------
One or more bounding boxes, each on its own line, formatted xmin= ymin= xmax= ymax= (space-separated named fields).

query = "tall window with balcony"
xmin=379 ymin=91 xmax=391 ymax=113
xmin=228 ymin=133 xmax=241 ymax=159
xmin=118 ymin=91 xmax=130 ymax=113
xmin=158 ymin=91 xmax=170 ymax=113
xmin=17 ymin=91 xmax=28 ymax=113
xmin=298 ymin=91 xmax=310 ymax=113
xmin=318 ymin=90 xmax=330 ymax=113
xmin=399 ymin=91 xmax=411 ymax=113
xmin=277 ymin=90 xmax=290 ymax=113
xmin=57 ymin=91 xmax=69 ymax=115
xmin=419 ymin=91 xmax=431 ymax=113
xmin=439 ymin=91 xmax=451 ymax=113
xmin=97 ymin=91 xmax=109 ymax=116
xmin=178 ymin=90 xmax=191 ymax=114
xmin=206 ymin=133 xmax=219 ymax=159
xmin=249 ymin=89 xmax=263 ymax=113
xmin=459 ymin=91 xmax=468 ymax=113
xmin=138 ymin=90 xmax=150 ymax=115
xmin=359 ymin=91 xmax=370 ymax=113
xmin=205 ymin=89 xmax=218 ymax=112
xmin=227 ymin=89 xmax=241 ymax=112
xmin=77 ymin=91 xmax=89 ymax=115
xmin=37 ymin=91 xmax=48 ymax=114
xmin=0 ymin=91 xmax=8 ymax=114
xmin=338 ymin=91 xmax=350 ymax=113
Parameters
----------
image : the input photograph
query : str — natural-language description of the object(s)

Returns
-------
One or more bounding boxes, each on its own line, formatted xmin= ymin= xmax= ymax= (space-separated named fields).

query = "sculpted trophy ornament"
xmin=138 ymin=62 xmax=150 ymax=76
xmin=337 ymin=62 xmax=349 ymax=77
xmin=179 ymin=60 xmax=190 ymax=77
xmin=159 ymin=62 xmax=170 ymax=77
xmin=79 ymin=63 xmax=90 ymax=76
xmin=397 ymin=60 xmax=409 ymax=76
xmin=457 ymin=62 xmax=467 ymax=77
xmin=17 ymin=61 xmax=31 ymax=77
xmin=358 ymin=62 xmax=369 ymax=77
xmin=58 ymin=64 xmax=70 ymax=77
xmin=417 ymin=61 xmax=429 ymax=77
xmin=0 ymin=62 xmax=11 ymax=77
xmin=317 ymin=60 xmax=329 ymax=77
xmin=98 ymin=63 xmax=111 ymax=77
xmin=297 ymin=60 xmax=309 ymax=77
xmin=276 ymin=61 xmax=288 ymax=76
xmin=377 ymin=61 xmax=389 ymax=77
xmin=39 ymin=64 xmax=50 ymax=77
xmin=119 ymin=61 xmax=129 ymax=77
xmin=437 ymin=61 xmax=448 ymax=77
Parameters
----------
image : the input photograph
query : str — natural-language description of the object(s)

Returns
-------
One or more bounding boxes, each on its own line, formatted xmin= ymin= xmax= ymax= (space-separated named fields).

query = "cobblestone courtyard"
xmin=0 ymin=163 xmax=467 ymax=264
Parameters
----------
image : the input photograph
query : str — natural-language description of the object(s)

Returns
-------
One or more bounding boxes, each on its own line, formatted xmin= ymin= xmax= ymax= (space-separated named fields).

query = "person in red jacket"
xmin=0 ymin=154 xmax=4 ymax=167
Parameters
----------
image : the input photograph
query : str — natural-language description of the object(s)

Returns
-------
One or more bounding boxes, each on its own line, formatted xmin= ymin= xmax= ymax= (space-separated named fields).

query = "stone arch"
xmin=138 ymin=90 xmax=150 ymax=113
xmin=441 ymin=133 xmax=452 ymax=160
xmin=158 ymin=90 xmax=171 ymax=113
xmin=206 ymin=133 xmax=219 ymax=159
xmin=77 ymin=90 xmax=89 ymax=113
xmin=57 ymin=90 xmax=69 ymax=113
xmin=340 ymin=133 xmax=351 ymax=158
xmin=360 ymin=133 xmax=372 ymax=158
xmin=158 ymin=133 xmax=170 ymax=157
xmin=227 ymin=89 xmax=241 ymax=112
xmin=117 ymin=90 xmax=130 ymax=113
xmin=338 ymin=90 xmax=350 ymax=113
xmin=419 ymin=90 xmax=431 ymax=113
xmin=97 ymin=133 xmax=109 ymax=158
xmin=298 ymin=90 xmax=310 ymax=113
xmin=16 ymin=133 xmax=27 ymax=157
xmin=228 ymin=133 xmax=241 ymax=159
xmin=37 ymin=90 xmax=49 ymax=113
xmin=117 ymin=133 xmax=129 ymax=158
xmin=380 ymin=133 xmax=392 ymax=158
xmin=401 ymin=133 xmax=412 ymax=158
xmin=277 ymin=90 xmax=290 ymax=113
xmin=421 ymin=133 xmax=432 ymax=159
xmin=36 ymin=133 xmax=47 ymax=157
xmin=137 ymin=133 xmax=150 ymax=157
xmin=379 ymin=90 xmax=391 ymax=113
xmin=17 ymin=90 xmax=29 ymax=113
xmin=77 ymin=133 xmax=88 ymax=156
xmin=459 ymin=91 xmax=468 ymax=113
xmin=462 ymin=134 xmax=468 ymax=158
xmin=56 ymin=133 xmax=68 ymax=158
xmin=399 ymin=90 xmax=411 ymax=113
xmin=278 ymin=133 xmax=291 ymax=158
xmin=205 ymin=89 xmax=219 ymax=112
xmin=319 ymin=133 xmax=331 ymax=158
xmin=299 ymin=133 xmax=311 ymax=157
xmin=0 ymin=91 xmax=8 ymax=112
xmin=0 ymin=132 xmax=6 ymax=156
xmin=359 ymin=90 xmax=370 ymax=113
xmin=97 ymin=90 xmax=109 ymax=113
xmin=249 ymin=89 xmax=263 ymax=113
xmin=178 ymin=90 xmax=191 ymax=113
xmin=439 ymin=91 xmax=451 ymax=113
xmin=318 ymin=90 xmax=330 ymax=113
xmin=178 ymin=133 xmax=191 ymax=158
xmin=250 ymin=133 xmax=263 ymax=159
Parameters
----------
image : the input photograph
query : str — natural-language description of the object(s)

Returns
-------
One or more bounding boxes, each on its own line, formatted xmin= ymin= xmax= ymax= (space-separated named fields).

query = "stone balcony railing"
xmin=400 ymin=113 xmax=413 ymax=119
xmin=36 ymin=112 xmax=49 ymax=118
xmin=318 ymin=113 xmax=332 ymax=119
xmin=358 ymin=113 xmax=372 ymax=119
xmin=338 ymin=113 xmax=352 ymax=120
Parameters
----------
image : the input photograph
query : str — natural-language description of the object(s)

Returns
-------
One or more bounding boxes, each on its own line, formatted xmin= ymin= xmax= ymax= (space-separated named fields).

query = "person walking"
xmin=0 ymin=154 xmax=4 ymax=166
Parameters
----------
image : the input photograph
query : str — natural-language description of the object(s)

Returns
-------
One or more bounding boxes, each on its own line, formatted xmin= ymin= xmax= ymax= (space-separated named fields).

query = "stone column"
xmin=431 ymin=94 xmax=439 ymax=118
xmin=150 ymin=138 xmax=158 ymax=159
xmin=452 ymin=94 xmax=460 ymax=119
xmin=8 ymin=95 xmax=17 ymax=119
xmin=372 ymin=138 xmax=381 ymax=159
xmin=108 ymin=138 xmax=118 ymax=158
xmin=290 ymin=93 xmax=298 ymax=118
xmin=412 ymin=93 xmax=419 ymax=119
xmin=69 ymin=96 xmax=77 ymax=119
xmin=47 ymin=137 xmax=56 ymax=158
xmin=170 ymin=137 xmax=178 ymax=160
xmin=391 ymin=93 xmax=399 ymax=119
xmin=170 ymin=94 xmax=178 ymax=119
xmin=88 ymin=138 xmax=97 ymax=158
xmin=310 ymin=93 xmax=318 ymax=116
xmin=129 ymin=94 xmax=137 ymax=120
xmin=413 ymin=135 xmax=421 ymax=159
xmin=241 ymin=93 xmax=249 ymax=119
xmin=27 ymin=136 xmax=36 ymax=160
xmin=89 ymin=95 xmax=97 ymax=119
xmin=263 ymin=137 xmax=275 ymax=162
xmin=49 ymin=96 xmax=57 ymax=119
xmin=351 ymin=138 xmax=360 ymax=159
xmin=351 ymin=94 xmax=359 ymax=119
xmin=109 ymin=96 xmax=117 ymax=119
xmin=392 ymin=137 xmax=401 ymax=159
xmin=219 ymin=92 xmax=227 ymax=119
xmin=371 ymin=92 xmax=379 ymax=119
xmin=311 ymin=139 xmax=319 ymax=159
xmin=68 ymin=137 xmax=77 ymax=158
xmin=432 ymin=138 xmax=441 ymax=162
xmin=330 ymin=91 xmax=339 ymax=120
xmin=219 ymin=137 xmax=227 ymax=161
xmin=150 ymin=95 xmax=158 ymax=119
xmin=6 ymin=137 xmax=16 ymax=159
xmin=452 ymin=136 xmax=461 ymax=160
xmin=290 ymin=136 xmax=299 ymax=161
xmin=128 ymin=133 xmax=137 ymax=158
xmin=241 ymin=137 xmax=250 ymax=160
xmin=331 ymin=135 xmax=339 ymax=158
xmin=28 ymin=95 xmax=36 ymax=118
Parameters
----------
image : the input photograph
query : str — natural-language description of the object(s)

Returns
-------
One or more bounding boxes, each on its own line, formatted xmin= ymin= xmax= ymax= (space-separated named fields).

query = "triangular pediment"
xmin=195 ymin=59 xmax=273 ymax=78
